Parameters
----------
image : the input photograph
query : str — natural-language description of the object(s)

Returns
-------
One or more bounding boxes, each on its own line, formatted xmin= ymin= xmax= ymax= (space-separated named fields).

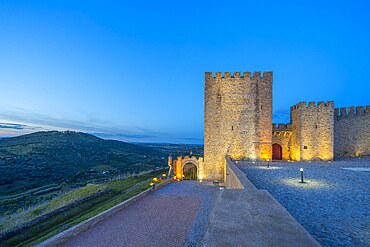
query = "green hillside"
xmin=0 ymin=131 xmax=166 ymax=214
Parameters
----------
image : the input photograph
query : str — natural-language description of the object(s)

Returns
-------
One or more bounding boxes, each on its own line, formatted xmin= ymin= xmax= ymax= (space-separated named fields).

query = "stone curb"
xmin=37 ymin=178 xmax=173 ymax=247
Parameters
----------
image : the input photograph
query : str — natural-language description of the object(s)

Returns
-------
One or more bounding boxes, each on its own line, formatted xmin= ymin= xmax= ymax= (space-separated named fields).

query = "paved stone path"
xmin=61 ymin=181 xmax=217 ymax=247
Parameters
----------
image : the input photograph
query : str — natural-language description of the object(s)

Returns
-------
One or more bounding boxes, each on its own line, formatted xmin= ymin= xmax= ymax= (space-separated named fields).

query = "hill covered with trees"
xmin=0 ymin=131 xmax=166 ymax=199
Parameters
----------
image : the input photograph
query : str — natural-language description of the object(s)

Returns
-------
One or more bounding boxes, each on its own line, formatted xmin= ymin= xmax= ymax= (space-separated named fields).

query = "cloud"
xmin=0 ymin=122 xmax=28 ymax=130
xmin=0 ymin=109 xmax=159 ymax=141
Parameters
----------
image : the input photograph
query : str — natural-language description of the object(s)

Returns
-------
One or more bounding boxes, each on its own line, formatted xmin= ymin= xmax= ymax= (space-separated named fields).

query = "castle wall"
xmin=272 ymin=123 xmax=292 ymax=160
xmin=290 ymin=101 xmax=334 ymax=161
xmin=204 ymin=72 xmax=272 ymax=181
xmin=334 ymin=106 xmax=370 ymax=157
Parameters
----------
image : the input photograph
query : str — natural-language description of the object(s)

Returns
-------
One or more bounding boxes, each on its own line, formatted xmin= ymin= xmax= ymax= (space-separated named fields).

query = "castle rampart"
xmin=204 ymin=71 xmax=272 ymax=180
xmin=272 ymin=123 xmax=292 ymax=132
xmin=334 ymin=105 xmax=370 ymax=157
xmin=206 ymin=71 xmax=272 ymax=79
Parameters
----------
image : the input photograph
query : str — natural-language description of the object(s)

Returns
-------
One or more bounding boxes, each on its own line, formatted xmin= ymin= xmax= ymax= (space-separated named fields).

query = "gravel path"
xmin=238 ymin=158 xmax=370 ymax=247
xmin=61 ymin=181 xmax=218 ymax=247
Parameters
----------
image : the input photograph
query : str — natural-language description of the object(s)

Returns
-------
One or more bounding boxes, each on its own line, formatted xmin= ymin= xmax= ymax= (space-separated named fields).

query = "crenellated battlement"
xmin=272 ymin=123 xmax=292 ymax=132
xmin=205 ymin=71 xmax=273 ymax=79
xmin=334 ymin=105 xmax=370 ymax=118
xmin=290 ymin=101 xmax=335 ymax=111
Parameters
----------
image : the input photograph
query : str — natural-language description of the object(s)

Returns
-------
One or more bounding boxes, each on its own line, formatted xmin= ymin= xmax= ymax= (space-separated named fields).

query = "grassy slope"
xmin=1 ymin=169 xmax=166 ymax=247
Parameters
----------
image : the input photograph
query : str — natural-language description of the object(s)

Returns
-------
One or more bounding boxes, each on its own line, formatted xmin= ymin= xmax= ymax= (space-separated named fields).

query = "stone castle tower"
xmin=204 ymin=72 xmax=272 ymax=180
xmin=290 ymin=101 xmax=334 ymax=161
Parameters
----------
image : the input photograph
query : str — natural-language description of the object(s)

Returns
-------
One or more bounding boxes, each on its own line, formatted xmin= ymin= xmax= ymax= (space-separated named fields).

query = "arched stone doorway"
xmin=272 ymin=143 xmax=282 ymax=160
xmin=172 ymin=156 xmax=204 ymax=180
xmin=183 ymin=162 xmax=197 ymax=180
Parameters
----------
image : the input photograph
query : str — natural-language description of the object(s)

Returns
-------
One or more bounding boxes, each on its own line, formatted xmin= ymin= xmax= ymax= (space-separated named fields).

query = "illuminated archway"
xmin=173 ymin=156 xmax=204 ymax=180
xmin=272 ymin=143 xmax=282 ymax=160
xmin=183 ymin=162 xmax=197 ymax=180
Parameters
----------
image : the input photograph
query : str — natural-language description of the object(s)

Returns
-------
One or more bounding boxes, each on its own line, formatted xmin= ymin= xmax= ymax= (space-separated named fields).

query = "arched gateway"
xmin=183 ymin=162 xmax=197 ymax=180
xmin=171 ymin=156 xmax=204 ymax=181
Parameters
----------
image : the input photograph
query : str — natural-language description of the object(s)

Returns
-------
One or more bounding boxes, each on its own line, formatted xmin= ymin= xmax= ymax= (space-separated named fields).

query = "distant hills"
xmin=0 ymin=131 xmax=167 ymax=196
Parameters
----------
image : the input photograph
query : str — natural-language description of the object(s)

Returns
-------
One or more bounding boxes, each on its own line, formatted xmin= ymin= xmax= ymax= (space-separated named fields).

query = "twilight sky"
xmin=0 ymin=0 xmax=369 ymax=144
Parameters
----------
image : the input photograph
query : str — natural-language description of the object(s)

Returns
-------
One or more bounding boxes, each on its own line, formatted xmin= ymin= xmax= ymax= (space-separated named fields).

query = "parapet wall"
xmin=290 ymin=101 xmax=334 ymax=161
xmin=205 ymin=71 xmax=273 ymax=79
xmin=290 ymin=101 xmax=335 ymax=111
xmin=335 ymin=106 xmax=369 ymax=118
xmin=272 ymin=123 xmax=292 ymax=132
xmin=334 ymin=105 xmax=370 ymax=157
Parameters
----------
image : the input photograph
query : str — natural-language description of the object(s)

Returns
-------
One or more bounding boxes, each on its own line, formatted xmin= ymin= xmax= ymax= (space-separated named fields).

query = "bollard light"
xmin=267 ymin=159 xmax=270 ymax=168
xmin=300 ymin=168 xmax=304 ymax=183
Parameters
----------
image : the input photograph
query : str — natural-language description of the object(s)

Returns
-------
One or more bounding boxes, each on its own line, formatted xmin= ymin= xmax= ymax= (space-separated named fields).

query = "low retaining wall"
xmin=225 ymin=157 xmax=257 ymax=190
xmin=37 ymin=178 xmax=173 ymax=247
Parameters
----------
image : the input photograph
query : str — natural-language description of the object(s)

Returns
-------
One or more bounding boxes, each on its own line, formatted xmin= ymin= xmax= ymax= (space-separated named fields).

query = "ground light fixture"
xmin=300 ymin=168 xmax=304 ymax=183
xmin=267 ymin=159 xmax=270 ymax=168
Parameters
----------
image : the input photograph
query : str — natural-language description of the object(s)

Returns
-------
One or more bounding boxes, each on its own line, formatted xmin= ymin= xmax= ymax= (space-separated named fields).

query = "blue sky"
xmin=0 ymin=0 xmax=369 ymax=143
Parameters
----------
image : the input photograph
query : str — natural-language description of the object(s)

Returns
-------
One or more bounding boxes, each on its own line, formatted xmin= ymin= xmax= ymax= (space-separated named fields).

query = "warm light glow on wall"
xmin=290 ymin=149 xmax=300 ymax=161
xmin=230 ymin=151 xmax=244 ymax=160
xmin=355 ymin=150 xmax=363 ymax=157
xmin=250 ymin=154 xmax=257 ymax=161
xmin=260 ymin=154 xmax=270 ymax=160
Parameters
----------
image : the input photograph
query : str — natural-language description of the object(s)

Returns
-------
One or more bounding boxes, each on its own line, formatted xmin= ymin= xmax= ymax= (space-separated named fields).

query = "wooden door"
xmin=272 ymin=143 xmax=282 ymax=160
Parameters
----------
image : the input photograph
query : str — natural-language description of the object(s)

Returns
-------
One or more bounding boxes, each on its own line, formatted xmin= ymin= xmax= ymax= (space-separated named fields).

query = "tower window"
xmin=231 ymin=126 xmax=234 ymax=131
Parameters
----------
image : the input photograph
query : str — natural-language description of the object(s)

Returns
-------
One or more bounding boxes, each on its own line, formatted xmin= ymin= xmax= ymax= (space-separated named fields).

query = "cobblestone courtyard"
xmin=238 ymin=157 xmax=370 ymax=247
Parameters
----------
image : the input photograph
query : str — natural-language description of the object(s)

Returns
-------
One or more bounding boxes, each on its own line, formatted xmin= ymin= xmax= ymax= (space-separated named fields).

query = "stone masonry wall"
xmin=290 ymin=101 xmax=334 ymax=161
xmin=290 ymin=104 xmax=302 ymax=161
xmin=334 ymin=106 xmax=370 ymax=157
xmin=272 ymin=123 xmax=292 ymax=160
xmin=204 ymin=72 xmax=272 ymax=181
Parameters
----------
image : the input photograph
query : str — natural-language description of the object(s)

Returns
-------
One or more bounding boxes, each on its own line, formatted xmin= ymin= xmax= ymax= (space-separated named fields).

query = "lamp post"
xmin=300 ymin=168 xmax=304 ymax=183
